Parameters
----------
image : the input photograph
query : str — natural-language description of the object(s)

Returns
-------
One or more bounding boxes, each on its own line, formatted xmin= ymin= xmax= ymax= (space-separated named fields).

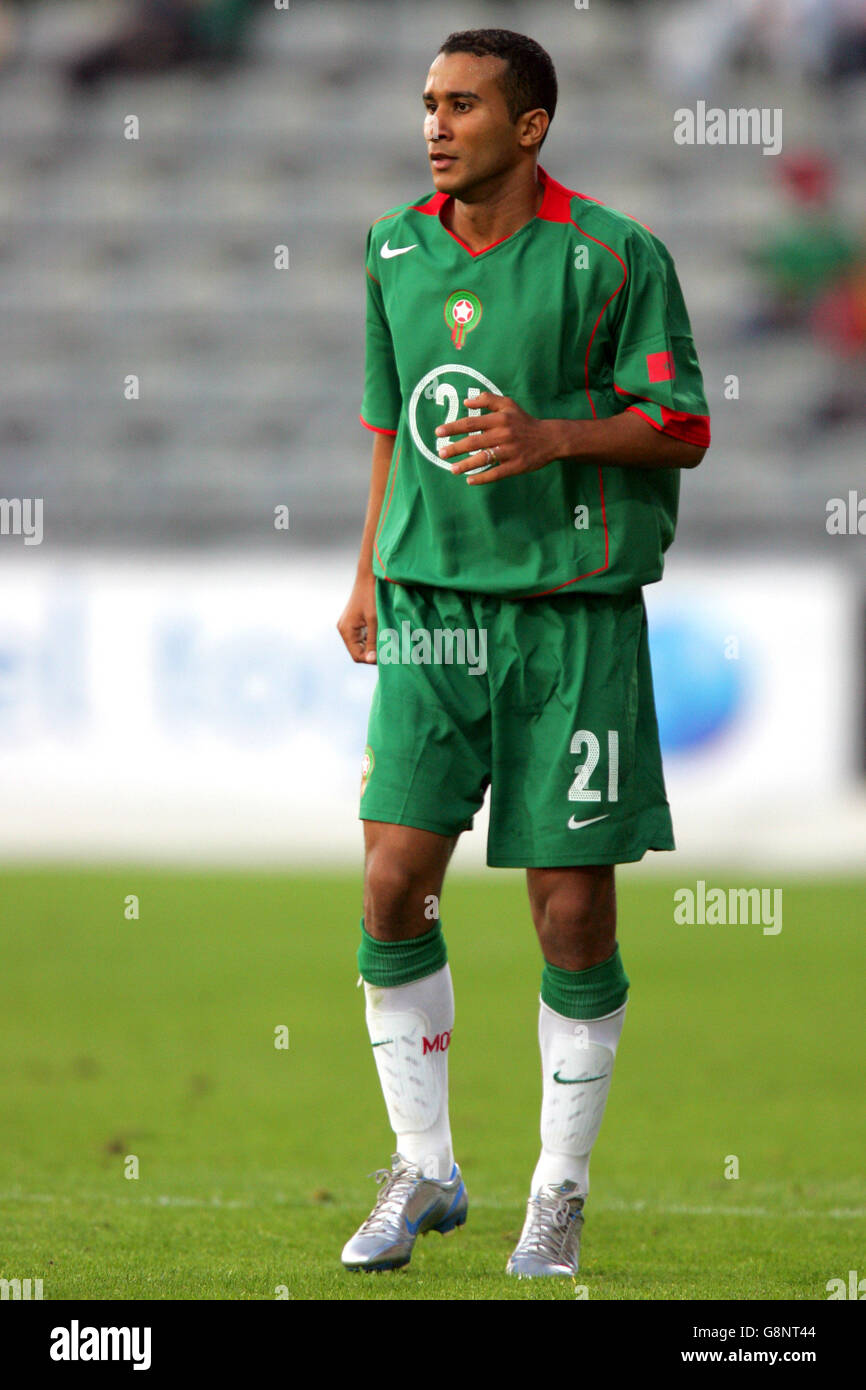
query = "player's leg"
xmin=356 ymin=578 xmax=487 ymax=1184
xmin=361 ymin=818 xmax=459 ymax=1181
xmin=525 ymin=863 xmax=628 ymax=1194
xmin=527 ymin=862 xmax=616 ymax=970
xmin=485 ymin=589 xmax=668 ymax=1276
xmin=342 ymin=821 xmax=468 ymax=1272
xmin=343 ymin=580 xmax=489 ymax=1270
xmin=363 ymin=819 xmax=456 ymax=941
xmin=505 ymin=864 xmax=629 ymax=1277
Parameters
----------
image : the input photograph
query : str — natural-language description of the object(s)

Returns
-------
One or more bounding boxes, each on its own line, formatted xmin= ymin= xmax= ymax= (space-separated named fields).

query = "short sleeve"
xmin=360 ymin=229 xmax=402 ymax=435
xmin=611 ymin=234 xmax=710 ymax=448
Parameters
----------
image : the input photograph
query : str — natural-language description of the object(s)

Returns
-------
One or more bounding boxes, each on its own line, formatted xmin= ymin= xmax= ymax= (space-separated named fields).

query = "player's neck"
xmin=442 ymin=165 xmax=545 ymax=253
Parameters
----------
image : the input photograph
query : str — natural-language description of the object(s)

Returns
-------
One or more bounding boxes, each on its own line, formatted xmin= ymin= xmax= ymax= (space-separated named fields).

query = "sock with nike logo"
xmin=531 ymin=946 xmax=630 ymax=1196
xmin=358 ymin=919 xmax=455 ymax=1182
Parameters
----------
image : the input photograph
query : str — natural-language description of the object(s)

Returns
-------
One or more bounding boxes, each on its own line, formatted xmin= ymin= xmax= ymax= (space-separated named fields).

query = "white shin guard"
xmin=364 ymin=964 xmax=455 ymax=1181
xmin=532 ymin=999 xmax=627 ymax=1196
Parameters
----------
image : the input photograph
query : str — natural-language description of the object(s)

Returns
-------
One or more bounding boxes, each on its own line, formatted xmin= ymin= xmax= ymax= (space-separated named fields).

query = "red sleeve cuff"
xmin=625 ymin=404 xmax=711 ymax=449
xmin=360 ymin=414 xmax=398 ymax=436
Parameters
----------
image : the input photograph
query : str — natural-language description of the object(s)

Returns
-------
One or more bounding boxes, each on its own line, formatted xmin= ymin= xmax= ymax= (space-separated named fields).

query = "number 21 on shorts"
xmin=569 ymin=729 xmax=619 ymax=803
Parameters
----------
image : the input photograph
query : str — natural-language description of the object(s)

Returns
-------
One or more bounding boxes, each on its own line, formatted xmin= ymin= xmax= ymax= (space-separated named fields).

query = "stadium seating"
xmin=1 ymin=0 xmax=863 ymax=548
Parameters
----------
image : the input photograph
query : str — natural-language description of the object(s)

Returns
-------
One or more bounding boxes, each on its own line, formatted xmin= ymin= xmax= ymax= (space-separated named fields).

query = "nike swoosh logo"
xmin=567 ymin=814 xmax=609 ymax=830
xmin=405 ymin=1200 xmax=439 ymax=1235
xmin=381 ymin=239 xmax=418 ymax=258
xmin=371 ymin=1039 xmax=393 ymax=1048
xmin=553 ymin=1071 xmax=610 ymax=1085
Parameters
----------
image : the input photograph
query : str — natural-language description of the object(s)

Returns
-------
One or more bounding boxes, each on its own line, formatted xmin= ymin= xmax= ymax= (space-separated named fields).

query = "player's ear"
xmin=518 ymin=108 xmax=549 ymax=151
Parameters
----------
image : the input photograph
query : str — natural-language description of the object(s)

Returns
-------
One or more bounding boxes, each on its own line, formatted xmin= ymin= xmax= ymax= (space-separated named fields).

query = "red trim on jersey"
xmin=366 ymin=267 xmax=381 ymax=286
xmin=659 ymin=408 xmax=710 ymax=447
xmin=360 ymin=414 xmax=398 ymax=436
xmin=434 ymin=217 xmax=518 ymax=258
xmin=535 ymin=167 xmax=574 ymax=223
xmin=372 ymin=206 xmax=410 ymax=225
xmin=614 ymin=385 xmax=711 ymax=447
xmin=568 ymin=217 xmax=628 ymax=421
xmin=415 ymin=189 xmax=449 ymax=217
xmin=444 ymin=178 xmax=625 ymax=597
xmin=624 ymin=404 xmax=711 ymax=448
xmin=414 ymin=166 xmax=573 ymax=256
xmin=522 ymin=210 xmax=628 ymax=594
xmin=521 ymin=465 xmax=610 ymax=598
xmin=373 ymin=445 xmax=401 ymax=575
xmin=459 ymin=228 xmax=510 ymax=256
xmin=410 ymin=176 xmax=653 ymax=243
xmin=369 ymin=172 xmax=698 ymax=596
xmin=573 ymin=189 xmax=655 ymax=234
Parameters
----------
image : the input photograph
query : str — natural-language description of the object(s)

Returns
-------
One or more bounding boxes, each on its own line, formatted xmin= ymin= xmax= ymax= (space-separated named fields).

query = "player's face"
xmin=422 ymin=52 xmax=530 ymax=200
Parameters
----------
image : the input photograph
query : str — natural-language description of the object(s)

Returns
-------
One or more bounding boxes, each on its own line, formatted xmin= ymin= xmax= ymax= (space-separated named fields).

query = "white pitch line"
xmin=589 ymin=1199 xmax=866 ymax=1221
xmin=1 ymin=1191 xmax=864 ymax=1220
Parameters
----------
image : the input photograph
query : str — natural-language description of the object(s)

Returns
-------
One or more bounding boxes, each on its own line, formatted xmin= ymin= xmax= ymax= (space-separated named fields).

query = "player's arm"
xmin=437 ymin=395 xmax=705 ymax=483
xmin=550 ymin=409 xmax=706 ymax=469
xmin=336 ymin=430 xmax=394 ymax=664
xmin=340 ymin=221 xmax=401 ymax=661
xmin=440 ymin=230 xmax=709 ymax=482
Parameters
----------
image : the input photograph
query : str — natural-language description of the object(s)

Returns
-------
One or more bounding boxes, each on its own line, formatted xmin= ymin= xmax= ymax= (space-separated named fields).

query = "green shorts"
xmin=359 ymin=579 xmax=674 ymax=867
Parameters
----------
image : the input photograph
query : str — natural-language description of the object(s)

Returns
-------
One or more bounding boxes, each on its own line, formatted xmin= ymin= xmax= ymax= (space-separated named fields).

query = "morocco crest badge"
xmin=444 ymin=290 xmax=482 ymax=349
xmin=360 ymin=745 xmax=375 ymax=798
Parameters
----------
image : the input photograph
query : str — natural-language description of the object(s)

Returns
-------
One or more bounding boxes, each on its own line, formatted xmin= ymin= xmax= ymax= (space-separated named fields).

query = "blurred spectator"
xmin=0 ymin=1 xmax=20 ymax=72
xmin=743 ymin=149 xmax=866 ymax=435
xmin=66 ymin=0 xmax=257 ymax=91
xmin=651 ymin=0 xmax=866 ymax=95
xmin=744 ymin=150 xmax=861 ymax=336
xmin=808 ymin=267 xmax=866 ymax=428
xmin=823 ymin=0 xmax=866 ymax=83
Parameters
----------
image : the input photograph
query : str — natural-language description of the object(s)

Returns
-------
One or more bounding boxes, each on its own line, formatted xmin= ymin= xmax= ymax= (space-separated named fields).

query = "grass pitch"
xmin=1 ymin=867 xmax=863 ymax=1300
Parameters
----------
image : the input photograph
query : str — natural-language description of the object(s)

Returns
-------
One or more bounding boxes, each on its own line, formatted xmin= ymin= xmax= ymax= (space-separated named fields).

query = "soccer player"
xmin=336 ymin=28 xmax=709 ymax=1277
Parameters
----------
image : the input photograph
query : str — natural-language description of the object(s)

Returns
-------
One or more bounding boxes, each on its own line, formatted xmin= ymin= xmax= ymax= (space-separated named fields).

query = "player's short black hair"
xmin=437 ymin=29 xmax=557 ymax=148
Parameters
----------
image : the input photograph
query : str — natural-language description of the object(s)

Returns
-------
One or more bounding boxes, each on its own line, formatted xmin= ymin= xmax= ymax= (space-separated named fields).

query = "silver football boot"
xmin=506 ymin=1180 xmax=585 ymax=1277
xmin=341 ymin=1153 xmax=468 ymax=1272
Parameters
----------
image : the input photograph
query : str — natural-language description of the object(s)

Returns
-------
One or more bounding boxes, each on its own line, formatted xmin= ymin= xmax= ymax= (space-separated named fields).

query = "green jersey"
xmin=361 ymin=165 xmax=710 ymax=599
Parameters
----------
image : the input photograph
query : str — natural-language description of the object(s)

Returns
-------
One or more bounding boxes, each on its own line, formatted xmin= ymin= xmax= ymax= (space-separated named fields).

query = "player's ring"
xmin=484 ymin=446 xmax=500 ymax=465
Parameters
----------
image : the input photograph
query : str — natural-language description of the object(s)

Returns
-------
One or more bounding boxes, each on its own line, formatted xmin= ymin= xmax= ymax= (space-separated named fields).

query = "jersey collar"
xmin=414 ymin=165 xmax=575 ymax=257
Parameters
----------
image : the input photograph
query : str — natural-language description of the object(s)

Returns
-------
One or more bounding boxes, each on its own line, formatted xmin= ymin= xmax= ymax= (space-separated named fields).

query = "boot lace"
xmin=520 ymin=1189 xmax=582 ymax=1262
xmin=356 ymin=1157 xmax=420 ymax=1236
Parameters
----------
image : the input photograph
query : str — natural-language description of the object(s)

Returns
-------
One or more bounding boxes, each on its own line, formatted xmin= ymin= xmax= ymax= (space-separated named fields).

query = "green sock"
xmin=357 ymin=917 xmax=448 ymax=988
xmin=541 ymin=942 xmax=629 ymax=1019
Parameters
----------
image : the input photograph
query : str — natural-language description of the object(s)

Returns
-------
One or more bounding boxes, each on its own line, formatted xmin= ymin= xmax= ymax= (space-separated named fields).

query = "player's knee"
xmin=363 ymin=853 xmax=429 ymax=940
xmin=531 ymin=880 xmax=615 ymax=959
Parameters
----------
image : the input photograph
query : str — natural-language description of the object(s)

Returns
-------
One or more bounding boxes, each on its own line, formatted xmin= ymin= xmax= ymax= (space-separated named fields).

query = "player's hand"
xmin=337 ymin=574 xmax=378 ymax=664
xmin=434 ymin=392 xmax=560 ymax=485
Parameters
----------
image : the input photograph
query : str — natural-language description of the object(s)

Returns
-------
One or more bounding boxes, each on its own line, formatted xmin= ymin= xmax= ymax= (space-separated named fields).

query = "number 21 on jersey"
xmin=568 ymin=729 xmax=619 ymax=803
